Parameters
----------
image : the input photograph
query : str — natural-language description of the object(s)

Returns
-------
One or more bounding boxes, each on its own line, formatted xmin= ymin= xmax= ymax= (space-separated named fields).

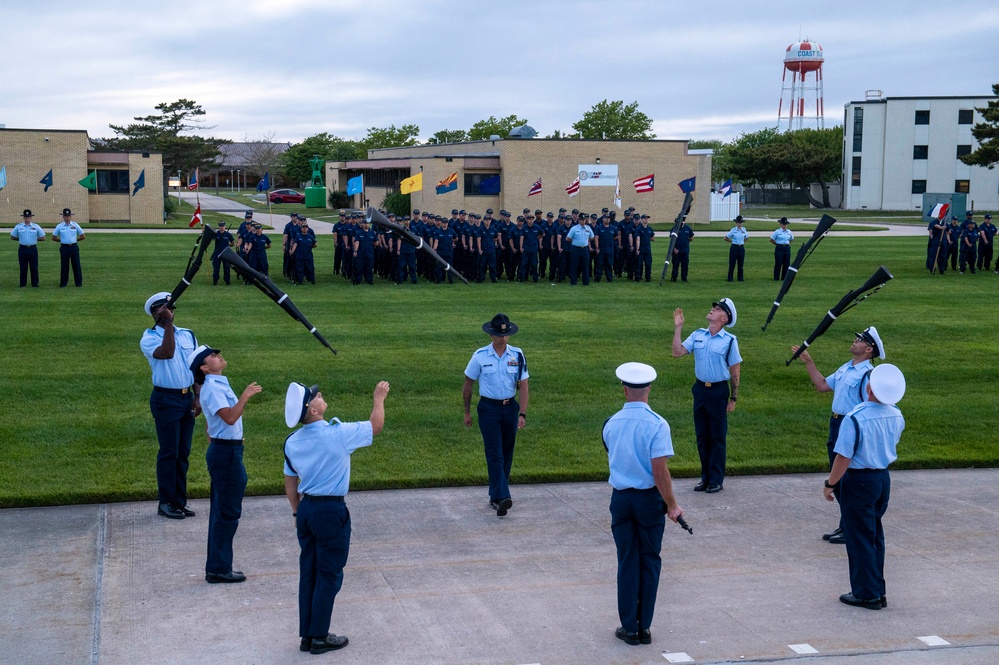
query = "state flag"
xmin=633 ymin=174 xmax=654 ymax=193
xmin=132 ymin=169 xmax=145 ymax=197
xmin=719 ymin=178 xmax=732 ymax=198
xmin=40 ymin=168 xmax=54 ymax=192
xmin=678 ymin=176 xmax=696 ymax=193
xmin=566 ymin=177 xmax=580 ymax=197
xmin=400 ymin=172 xmax=423 ymax=194
xmin=79 ymin=170 xmax=97 ymax=191
xmin=255 ymin=171 xmax=270 ymax=192
xmin=436 ymin=172 xmax=458 ymax=194
xmin=346 ymin=175 xmax=363 ymax=195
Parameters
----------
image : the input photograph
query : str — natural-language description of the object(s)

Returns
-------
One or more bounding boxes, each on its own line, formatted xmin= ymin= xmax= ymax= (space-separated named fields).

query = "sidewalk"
xmin=2 ymin=469 xmax=997 ymax=664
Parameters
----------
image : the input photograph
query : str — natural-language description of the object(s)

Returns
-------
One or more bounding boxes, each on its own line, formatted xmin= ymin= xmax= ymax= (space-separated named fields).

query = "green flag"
xmin=79 ymin=170 xmax=97 ymax=191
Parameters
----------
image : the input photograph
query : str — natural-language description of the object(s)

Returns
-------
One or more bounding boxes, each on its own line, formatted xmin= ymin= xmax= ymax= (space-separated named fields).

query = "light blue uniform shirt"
xmin=53 ymin=221 xmax=84 ymax=244
xmin=283 ymin=418 xmax=373 ymax=496
xmin=567 ymin=224 xmax=594 ymax=247
xmin=464 ymin=343 xmax=529 ymax=400
xmin=200 ymin=374 xmax=242 ymax=439
xmin=11 ymin=223 xmax=45 ymax=245
xmin=826 ymin=359 xmax=873 ymax=416
xmin=682 ymin=328 xmax=742 ymax=383
xmin=140 ymin=326 xmax=198 ymax=389
xmin=770 ymin=228 xmax=793 ymax=245
xmin=833 ymin=401 xmax=904 ymax=469
xmin=603 ymin=402 xmax=673 ymax=491
xmin=726 ymin=227 xmax=748 ymax=245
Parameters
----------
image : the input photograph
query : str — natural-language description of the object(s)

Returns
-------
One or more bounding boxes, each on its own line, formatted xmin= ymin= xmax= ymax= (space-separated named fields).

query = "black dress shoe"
xmin=300 ymin=637 xmax=311 ymax=652
xmin=827 ymin=531 xmax=846 ymax=544
xmin=639 ymin=628 xmax=652 ymax=645
xmin=839 ymin=592 xmax=882 ymax=610
xmin=311 ymin=633 xmax=348 ymax=654
xmin=615 ymin=627 xmax=640 ymax=646
xmin=178 ymin=505 xmax=196 ymax=517
xmin=497 ymin=497 xmax=512 ymax=517
xmin=822 ymin=526 xmax=843 ymax=541
xmin=705 ymin=484 xmax=723 ymax=494
xmin=489 ymin=500 xmax=500 ymax=511
xmin=693 ymin=481 xmax=707 ymax=492
xmin=157 ymin=503 xmax=185 ymax=520
xmin=205 ymin=570 xmax=246 ymax=584
xmin=880 ymin=595 xmax=888 ymax=608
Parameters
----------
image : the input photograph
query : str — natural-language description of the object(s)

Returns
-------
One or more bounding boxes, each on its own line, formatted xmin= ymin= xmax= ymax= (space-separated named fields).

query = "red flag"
xmin=565 ymin=178 xmax=580 ymax=197
xmin=188 ymin=203 xmax=202 ymax=228
xmin=528 ymin=178 xmax=542 ymax=197
xmin=187 ymin=168 xmax=199 ymax=191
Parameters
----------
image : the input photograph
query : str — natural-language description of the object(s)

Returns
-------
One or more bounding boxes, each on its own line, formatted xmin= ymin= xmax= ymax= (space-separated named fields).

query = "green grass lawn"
xmin=1 ymin=232 xmax=995 ymax=507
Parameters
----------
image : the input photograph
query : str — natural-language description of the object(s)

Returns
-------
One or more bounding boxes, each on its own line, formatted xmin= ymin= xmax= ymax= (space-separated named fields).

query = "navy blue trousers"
xmin=636 ymin=251 xmax=652 ymax=281
xmin=827 ymin=416 xmax=845 ymax=530
xmin=295 ymin=254 xmax=315 ymax=284
xmin=519 ymin=250 xmax=539 ymax=281
xmin=354 ymin=254 xmax=374 ymax=284
xmin=59 ymin=244 xmax=82 ymax=286
xmin=297 ymin=498 xmax=351 ymax=639
xmin=569 ymin=246 xmax=590 ymax=285
xmin=727 ymin=245 xmax=745 ymax=281
xmin=610 ymin=488 xmax=665 ymax=633
xmin=17 ymin=245 xmax=40 ymax=286
xmin=671 ymin=251 xmax=690 ymax=281
xmin=477 ymin=399 xmax=518 ymax=501
xmin=691 ymin=381 xmax=729 ymax=486
xmin=398 ymin=253 xmax=417 ymax=283
xmin=840 ymin=469 xmax=890 ymax=600
xmin=212 ymin=253 xmax=231 ymax=284
xmin=773 ymin=245 xmax=790 ymax=280
xmin=149 ymin=390 xmax=194 ymax=507
xmin=595 ymin=249 xmax=614 ymax=282
xmin=206 ymin=443 xmax=247 ymax=574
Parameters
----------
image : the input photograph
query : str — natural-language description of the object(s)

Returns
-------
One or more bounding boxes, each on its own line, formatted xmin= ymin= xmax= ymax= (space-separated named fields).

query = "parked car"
xmin=269 ymin=189 xmax=305 ymax=204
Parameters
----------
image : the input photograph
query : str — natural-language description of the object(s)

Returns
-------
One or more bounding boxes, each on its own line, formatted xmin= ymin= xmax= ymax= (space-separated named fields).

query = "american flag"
xmin=188 ymin=203 xmax=202 ymax=228
xmin=528 ymin=178 xmax=542 ymax=197
xmin=633 ymin=174 xmax=654 ymax=193
xmin=187 ymin=167 xmax=199 ymax=191
xmin=566 ymin=177 xmax=580 ymax=197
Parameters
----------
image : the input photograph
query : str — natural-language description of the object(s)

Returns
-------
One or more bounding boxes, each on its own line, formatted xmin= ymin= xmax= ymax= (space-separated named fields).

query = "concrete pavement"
xmin=2 ymin=469 xmax=997 ymax=665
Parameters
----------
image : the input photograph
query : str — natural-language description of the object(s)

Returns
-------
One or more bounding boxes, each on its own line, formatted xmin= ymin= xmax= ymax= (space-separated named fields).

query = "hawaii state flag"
xmin=633 ymin=174 xmax=654 ymax=193
xmin=719 ymin=178 xmax=732 ymax=198
xmin=528 ymin=178 xmax=542 ymax=197
xmin=566 ymin=177 xmax=580 ymax=197
xmin=187 ymin=168 xmax=199 ymax=191
xmin=436 ymin=172 xmax=458 ymax=194
xmin=188 ymin=203 xmax=202 ymax=228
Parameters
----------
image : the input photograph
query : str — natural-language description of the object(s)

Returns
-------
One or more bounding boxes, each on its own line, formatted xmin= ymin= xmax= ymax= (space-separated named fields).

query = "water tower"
xmin=778 ymin=40 xmax=824 ymax=131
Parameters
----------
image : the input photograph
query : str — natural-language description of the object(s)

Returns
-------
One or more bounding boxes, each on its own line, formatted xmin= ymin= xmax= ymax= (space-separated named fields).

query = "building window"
xmin=958 ymin=109 xmax=974 ymax=125
xmin=851 ymin=156 xmax=861 ymax=187
xmin=90 ymin=169 xmax=130 ymax=194
xmin=911 ymin=180 xmax=927 ymax=194
xmin=955 ymin=180 xmax=970 ymax=194
xmin=913 ymin=145 xmax=928 ymax=160
xmin=852 ymin=107 xmax=863 ymax=152
xmin=956 ymin=145 xmax=972 ymax=158
xmin=915 ymin=110 xmax=930 ymax=125
xmin=464 ymin=173 xmax=501 ymax=196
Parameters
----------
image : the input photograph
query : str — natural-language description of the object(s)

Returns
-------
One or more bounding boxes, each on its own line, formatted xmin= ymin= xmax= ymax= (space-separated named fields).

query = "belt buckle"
xmin=501 ymin=398 xmax=510 ymax=405
xmin=181 ymin=387 xmax=189 ymax=394
xmin=832 ymin=413 xmax=841 ymax=419
xmin=704 ymin=381 xmax=712 ymax=388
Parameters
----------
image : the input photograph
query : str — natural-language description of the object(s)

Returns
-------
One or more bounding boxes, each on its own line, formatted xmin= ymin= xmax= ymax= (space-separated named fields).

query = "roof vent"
xmin=508 ymin=125 xmax=537 ymax=139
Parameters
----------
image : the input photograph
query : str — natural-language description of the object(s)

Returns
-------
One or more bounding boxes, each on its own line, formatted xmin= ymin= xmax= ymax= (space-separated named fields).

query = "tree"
xmin=102 ymin=99 xmax=229 ymax=190
xmin=725 ymin=127 xmax=784 ymax=189
xmin=362 ymin=124 xmax=420 ymax=151
xmin=776 ymin=127 xmax=843 ymax=208
xmin=382 ymin=191 xmax=411 ymax=217
xmin=282 ymin=133 xmax=364 ymax=185
xmin=688 ymin=139 xmax=728 ymax=183
xmin=242 ymin=131 xmax=286 ymax=185
xmin=961 ymin=83 xmax=999 ymax=169
xmin=426 ymin=129 xmax=468 ymax=145
xmin=571 ymin=100 xmax=655 ymax=140
xmin=467 ymin=115 xmax=529 ymax=141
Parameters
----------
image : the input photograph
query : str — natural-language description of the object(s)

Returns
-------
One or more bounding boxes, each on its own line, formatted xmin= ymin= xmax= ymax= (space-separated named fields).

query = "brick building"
xmin=0 ymin=128 xmax=163 ymax=224
xmin=326 ymin=138 xmax=713 ymax=222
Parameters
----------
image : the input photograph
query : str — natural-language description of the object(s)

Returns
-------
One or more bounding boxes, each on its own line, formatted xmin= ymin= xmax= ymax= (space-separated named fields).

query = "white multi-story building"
xmin=842 ymin=94 xmax=999 ymax=212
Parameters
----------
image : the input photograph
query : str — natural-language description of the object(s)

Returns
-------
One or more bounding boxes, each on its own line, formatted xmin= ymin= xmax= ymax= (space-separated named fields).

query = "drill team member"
xmin=211 ymin=221 xmax=235 ymax=285
xmin=53 ymin=208 xmax=85 ymax=287
xmin=770 ymin=217 xmax=793 ymax=281
xmin=725 ymin=216 xmax=748 ymax=282
xmin=10 ymin=209 xmax=46 ymax=287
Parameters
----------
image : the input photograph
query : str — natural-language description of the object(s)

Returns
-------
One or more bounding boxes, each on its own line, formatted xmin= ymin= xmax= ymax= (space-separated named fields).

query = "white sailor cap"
xmin=713 ymin=297 xmax=737 ymax=328
xmin=144 ymin=291 xmax=172 ymax=316
xmin=855 ymin=326 xmax=885 ymax=360
xmin=869 ymin=364 xmax=905 ymax=405
xmin=187 ymin=345 xmax=219 ymax=372
xmin=285 ymin=382 xmax=319 ymax=428
xmin=616 ymin=362 xmax=657 ymax=389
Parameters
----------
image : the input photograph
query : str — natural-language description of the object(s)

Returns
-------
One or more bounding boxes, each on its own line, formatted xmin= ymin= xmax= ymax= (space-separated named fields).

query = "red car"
xmin=269 ymin=189 xmax=305 ymax=204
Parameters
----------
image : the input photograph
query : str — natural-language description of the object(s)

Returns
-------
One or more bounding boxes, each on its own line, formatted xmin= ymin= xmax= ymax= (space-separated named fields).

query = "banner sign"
xmin=577 ymin=164 xmax=619 ymax=187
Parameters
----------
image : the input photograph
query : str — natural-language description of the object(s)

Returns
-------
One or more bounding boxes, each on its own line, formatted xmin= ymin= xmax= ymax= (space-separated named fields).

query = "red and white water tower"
xmin=778 ymin=40 xmax=825 ymax=131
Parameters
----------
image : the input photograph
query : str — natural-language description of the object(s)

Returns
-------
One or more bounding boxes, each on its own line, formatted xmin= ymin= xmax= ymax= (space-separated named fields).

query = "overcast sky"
xmin=2 ymin=1 xmax=997 ymax=146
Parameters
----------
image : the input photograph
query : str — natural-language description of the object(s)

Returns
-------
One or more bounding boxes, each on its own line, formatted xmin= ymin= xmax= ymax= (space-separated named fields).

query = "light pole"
xmin=176 ymin=170 xmax=182 ymax=207
xmin=237 ymin=170 xmax=241 ymax=193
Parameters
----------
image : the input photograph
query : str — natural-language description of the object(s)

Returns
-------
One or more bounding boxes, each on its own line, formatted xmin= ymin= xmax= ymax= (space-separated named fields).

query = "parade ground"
xmin=3 ymin=469 xmax=998 ymax=665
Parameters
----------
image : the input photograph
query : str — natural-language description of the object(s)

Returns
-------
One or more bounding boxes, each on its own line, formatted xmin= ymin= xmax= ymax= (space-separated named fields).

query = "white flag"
xmin=613 ymin=177 xmax=621 ymax=209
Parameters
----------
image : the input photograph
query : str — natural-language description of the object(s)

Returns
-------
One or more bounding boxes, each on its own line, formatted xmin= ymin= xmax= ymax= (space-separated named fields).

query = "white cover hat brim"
xmin=285 ymin=382 xmax=307 ymax=428
xmin=616 ymin=362 xmax=657 ymax=387
xmin=144 ymin=291 xmax=172 ymax=316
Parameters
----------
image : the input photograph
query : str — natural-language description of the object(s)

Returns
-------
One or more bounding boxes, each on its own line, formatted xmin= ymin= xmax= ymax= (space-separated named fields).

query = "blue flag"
xmin=40 ymin=168 xmax=53 ymax=192
xmin=346 ymin=175 xmax=363 ymax=195
xmin=256 ymin=171 xmax=271 ymax=192
xmin=0 ymin=165 xmax=6 ymax=191
xmin=132 ymin=169 xmax=145 ymax=197
xmin=678 ymin=176 xmax=696 ymax=194
xmin=479 ymin=174 xmax=501 ymax=195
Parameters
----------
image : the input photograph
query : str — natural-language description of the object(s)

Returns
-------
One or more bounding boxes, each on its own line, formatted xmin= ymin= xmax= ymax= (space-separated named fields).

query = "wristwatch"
xmin=824 ymin=480 xmax=836 ymax=489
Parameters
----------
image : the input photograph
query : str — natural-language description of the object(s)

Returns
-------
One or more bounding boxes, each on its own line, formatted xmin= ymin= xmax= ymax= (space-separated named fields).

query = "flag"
xmin=40 ymin=169 xmax=53 ymax=192
xmin=435 ymin=172 xmax=458 ymax=195
xmin=187 ymin=168 xmax=199 ymax=191
xmin=132 ymin=169 xmax=145 ymax=196
xmin=566 ymin=177 xmax=580 ymax=197
xmin=633 ymin=174 xmax=655 ymax=193
xmin=346 ymin=175 xmax=363 ymax=195
xmin=255 ymin=171 xmax=270 ymax=192
xmin=479 ymin=174 xmax=501 ymax=195
xmin=930 ymin=203 xmax=950 ymax=221
xmin=188 ymin=203 xmax=202 ymax=228
xmin=528 ymin=178 xmax=542 ymax=197
xmin=79 ymin=170 xmax=97 ymax=191
xmin=614 ymin=177 xmax=622 ymax=209
xmin=678 ymin=176 xmax=696 ymax=193
xmin=719 ymin=178 xmax=732 ymax=198
xmin=400 ymin=172 xmax=423 ymax=194
xmin=0 ymin=165 xmax=6 ymax=191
